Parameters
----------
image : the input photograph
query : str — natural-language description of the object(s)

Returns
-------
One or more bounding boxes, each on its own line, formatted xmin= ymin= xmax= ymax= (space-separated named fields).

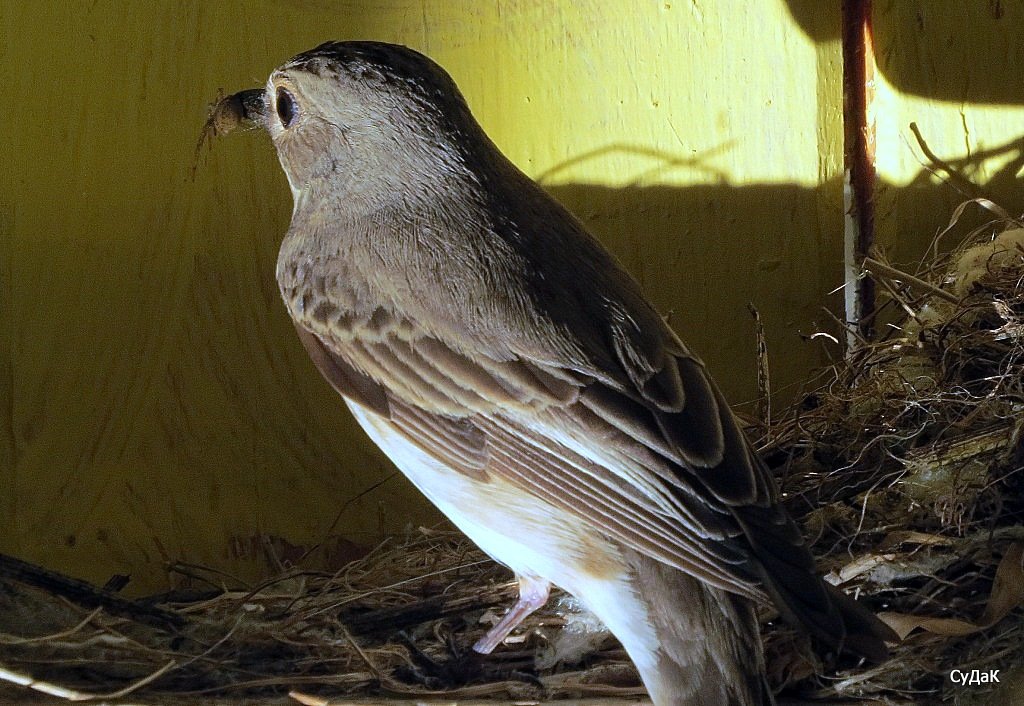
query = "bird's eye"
xmin=276 ymin=87 xmax=298 ymax=128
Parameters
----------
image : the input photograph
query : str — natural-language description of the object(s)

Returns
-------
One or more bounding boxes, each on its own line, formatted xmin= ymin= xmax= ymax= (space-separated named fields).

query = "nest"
xmin=756 ymin=207 xmax=1024 ymax=702
xmin=0 ymin=530 xmax=646 ymax=704
xmin=2 ymin=205 xmax=1024 ymax=705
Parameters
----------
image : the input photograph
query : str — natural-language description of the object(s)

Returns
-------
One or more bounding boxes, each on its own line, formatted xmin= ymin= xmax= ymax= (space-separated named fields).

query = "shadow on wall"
xmin=785 ymin=0 xmax=1024 ymax=104
xmin=539 ymin=133 xmax=1024 ymax=409
xmin=544 ymin=179 xmax=842 ymax=411
xmin=876 ymin=131 xmax=1024 ymax=265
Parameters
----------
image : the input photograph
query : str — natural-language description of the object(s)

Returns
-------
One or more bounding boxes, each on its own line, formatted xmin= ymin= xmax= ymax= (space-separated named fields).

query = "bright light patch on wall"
xmin=873 ymin=71 xmax=1024 ymax=189
xmin=482 ymin=2 xmax=832 ymax=191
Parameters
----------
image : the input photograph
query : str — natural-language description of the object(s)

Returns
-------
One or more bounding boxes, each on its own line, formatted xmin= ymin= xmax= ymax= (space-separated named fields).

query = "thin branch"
xmin=861 ymin=256 xmax=959 ymax=304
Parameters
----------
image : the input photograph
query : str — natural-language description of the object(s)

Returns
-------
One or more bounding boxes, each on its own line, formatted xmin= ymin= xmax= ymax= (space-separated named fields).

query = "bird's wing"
xmin=282 ymin=209 xmax=891 ymax=655
xmin=290 ymin=296 xmax=800 ymax=603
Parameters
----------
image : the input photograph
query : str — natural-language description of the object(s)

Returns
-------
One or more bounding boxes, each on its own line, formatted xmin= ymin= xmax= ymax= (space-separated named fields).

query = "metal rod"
xmin=841 ymin=0 xmax=877 ymax=347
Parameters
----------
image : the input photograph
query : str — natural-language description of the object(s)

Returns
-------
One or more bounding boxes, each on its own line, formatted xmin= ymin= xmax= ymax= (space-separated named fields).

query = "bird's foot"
xmin=473 ymin=574 xmax=551 ymax=654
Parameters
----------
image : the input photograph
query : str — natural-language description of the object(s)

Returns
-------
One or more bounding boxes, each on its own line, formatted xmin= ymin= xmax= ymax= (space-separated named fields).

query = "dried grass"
xmin=2 ymin=203 xmax=1024 ymax=704
xmin=0 ymin=528 xmax=643 ymax=703
xmin=758 ymin=203 xmax=1024 ymax=703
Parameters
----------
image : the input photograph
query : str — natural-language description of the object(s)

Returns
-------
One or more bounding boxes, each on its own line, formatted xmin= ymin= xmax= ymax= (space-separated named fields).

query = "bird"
xmin=223 ymin=41 xmax=895 ymax=705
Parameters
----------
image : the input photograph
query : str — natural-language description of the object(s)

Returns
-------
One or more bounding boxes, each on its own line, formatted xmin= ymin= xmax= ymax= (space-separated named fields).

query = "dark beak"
xmin=206 ymin=88 xmax=267 ymax=136
xmin=194 ymin=88 xmax=268 ymax=176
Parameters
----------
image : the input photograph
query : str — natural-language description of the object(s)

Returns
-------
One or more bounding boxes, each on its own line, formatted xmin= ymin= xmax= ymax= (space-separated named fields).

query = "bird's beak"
xmin=228 ymin=88 xmax=269 ymax=128
xmin=201 ymin=88 xmax=268 ymax=141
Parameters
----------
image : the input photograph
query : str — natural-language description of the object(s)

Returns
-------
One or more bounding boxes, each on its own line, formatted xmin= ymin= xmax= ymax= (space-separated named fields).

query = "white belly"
xmin=347 ymin=400 xmax=597 ymax=586
xmin=344 ymin=400 xmax=661 ymax=676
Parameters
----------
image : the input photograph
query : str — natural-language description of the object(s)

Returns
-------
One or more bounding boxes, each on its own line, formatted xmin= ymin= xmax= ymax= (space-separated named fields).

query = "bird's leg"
xmin=473 ymin=574 xmax=550 ymax=654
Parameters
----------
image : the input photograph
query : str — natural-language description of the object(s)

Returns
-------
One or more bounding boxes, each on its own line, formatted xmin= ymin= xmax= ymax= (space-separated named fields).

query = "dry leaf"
xmin=826 ymin=553 xmax=897 ymax=583
xmin=878 ymin=543 xmax=1024 ymax=640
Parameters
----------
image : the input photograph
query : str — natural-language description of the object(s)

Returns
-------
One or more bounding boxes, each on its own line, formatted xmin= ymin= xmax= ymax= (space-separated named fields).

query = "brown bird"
xmin=225 ymin=41 xmax=894 ymax=705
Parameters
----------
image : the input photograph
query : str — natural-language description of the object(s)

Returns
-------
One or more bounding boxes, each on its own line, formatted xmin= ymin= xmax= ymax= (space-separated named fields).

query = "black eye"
xmin=276 ymin=87 xmax=297 ymax=128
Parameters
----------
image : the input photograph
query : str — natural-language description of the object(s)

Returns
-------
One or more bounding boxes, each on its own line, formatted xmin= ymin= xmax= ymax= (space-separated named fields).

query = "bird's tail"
xmin=620 ymin=548 xmax=773 ymax=706
xmin=737 ymin=503 xmax=897 ymax=664
xmin=821 ymin=581 xmax=898 ymax=662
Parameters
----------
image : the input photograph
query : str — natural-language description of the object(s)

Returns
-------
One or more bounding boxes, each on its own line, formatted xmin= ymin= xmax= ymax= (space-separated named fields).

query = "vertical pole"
xmin=841 ymin=0 xmax=876 ymax=347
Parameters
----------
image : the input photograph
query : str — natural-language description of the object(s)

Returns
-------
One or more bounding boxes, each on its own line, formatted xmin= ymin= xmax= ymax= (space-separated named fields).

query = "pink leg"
xmin=473 ymin=574 xmax=551 ymax=654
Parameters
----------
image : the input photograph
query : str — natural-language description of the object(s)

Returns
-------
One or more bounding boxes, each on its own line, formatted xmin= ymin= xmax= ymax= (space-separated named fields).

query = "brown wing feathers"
xmin=642 ymin=351 xmax=891 ymax=655
xmin=292 ymin=304 xmax=891 ymax=660
xmin=292 ymin=324 xmax=390 ymax=416
xmin=294 ymin=313 xmax=763 ymax=590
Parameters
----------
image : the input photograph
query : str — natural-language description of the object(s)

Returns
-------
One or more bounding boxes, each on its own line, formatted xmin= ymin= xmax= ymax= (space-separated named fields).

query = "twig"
xmin=0 ymin=553 xmax=184 ymax=632
xmin=74 ymin=660 xmax=178 ymax=701
xmin=341 ymin=582 xmax=514 ymax=635
xmin=0 ymin=608 xmax=103 ymax=645
xmin=338 ymin=624 xmax=384 ymax=683
xmin=861 ymin=256 xmax=959 ymax=304
xmin=821 ymin=306 xmax=869 ymax=346
xmin=0 ymin=663 xmax=86 ymax=700
xmin=747 ymin=303 xmax=772 ymax=433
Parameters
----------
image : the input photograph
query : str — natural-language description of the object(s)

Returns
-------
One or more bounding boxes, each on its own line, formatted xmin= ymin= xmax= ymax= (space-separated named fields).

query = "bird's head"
xmin=224 ymin=41 xmax=484 ymax=213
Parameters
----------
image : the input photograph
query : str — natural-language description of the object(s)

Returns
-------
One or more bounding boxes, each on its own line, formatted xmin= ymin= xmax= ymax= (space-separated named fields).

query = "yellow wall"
xmin=872 ymin=1 xmax=1024 ymax=262
xmin=2 ymin=1 xmax=1022 ymax=593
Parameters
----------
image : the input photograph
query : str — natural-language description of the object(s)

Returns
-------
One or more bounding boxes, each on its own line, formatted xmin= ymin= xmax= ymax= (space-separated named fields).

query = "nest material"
xmin=0 ymin=530 xmax=644 ymax=704
xmin=2 ymin=210 xmax=1024 ymax=705
xmin=760 ymin=214 xmax=1024 ymax=702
